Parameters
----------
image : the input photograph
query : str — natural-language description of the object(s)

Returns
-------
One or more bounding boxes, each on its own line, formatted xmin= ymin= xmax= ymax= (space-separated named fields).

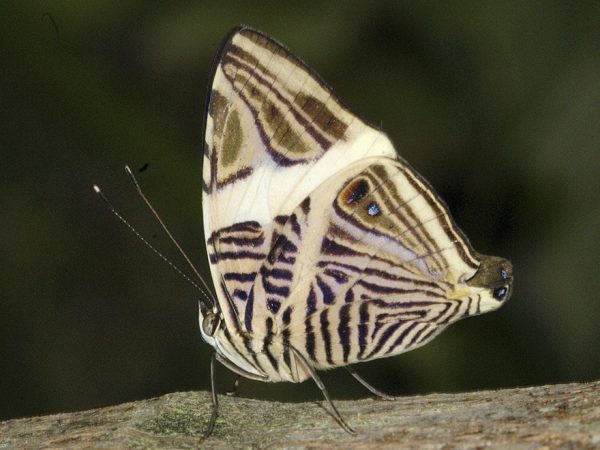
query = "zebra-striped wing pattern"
xmin=202 ymin=28 xmax=396 ymax=337
xmin=201 ymin=27 xmax=512 ymax=384
xmin=261 ymin=157 xmax=511 ymax=379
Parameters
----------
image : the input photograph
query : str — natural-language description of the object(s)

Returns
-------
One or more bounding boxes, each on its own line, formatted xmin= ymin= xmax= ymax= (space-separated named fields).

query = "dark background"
xmin=2 ymin=1 xmax=599 ymax=422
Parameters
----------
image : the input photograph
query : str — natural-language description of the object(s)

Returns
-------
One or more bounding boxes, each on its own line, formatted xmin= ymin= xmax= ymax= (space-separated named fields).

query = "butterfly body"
xmin=88 ymin=26 xmax=511 ymax=435
xmin=198 ymin=27 xmax=512 ymax=430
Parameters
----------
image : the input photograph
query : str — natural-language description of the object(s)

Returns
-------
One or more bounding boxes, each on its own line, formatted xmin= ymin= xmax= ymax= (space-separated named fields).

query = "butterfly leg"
xmin=225 ymin=377 xmax=240 ymax=397
xmin=204 ymin=352 xmax=219 ymax=438
xmin=345 ymin=366 xmax=394 ymax=400
xmin=290 ymin=346 xmax=356 ymax=435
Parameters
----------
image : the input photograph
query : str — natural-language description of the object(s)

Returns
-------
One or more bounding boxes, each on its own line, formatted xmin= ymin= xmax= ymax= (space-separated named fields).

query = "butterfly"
xmin=198 ymin=26 xmax=513 ymax=435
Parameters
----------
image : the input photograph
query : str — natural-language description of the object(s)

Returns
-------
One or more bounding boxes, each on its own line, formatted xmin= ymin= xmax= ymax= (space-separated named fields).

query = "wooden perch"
xmin=1 ymin=381 xmax=599 ymax=449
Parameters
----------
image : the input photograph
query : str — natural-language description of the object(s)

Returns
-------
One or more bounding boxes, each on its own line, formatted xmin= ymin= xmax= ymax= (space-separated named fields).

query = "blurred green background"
xmin=1 ymin=1 xmax=599 ymax=422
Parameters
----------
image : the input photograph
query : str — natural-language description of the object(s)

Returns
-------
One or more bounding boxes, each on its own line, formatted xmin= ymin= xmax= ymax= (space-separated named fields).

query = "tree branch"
xmin=2 ymin=381 xmax=599 ymax=448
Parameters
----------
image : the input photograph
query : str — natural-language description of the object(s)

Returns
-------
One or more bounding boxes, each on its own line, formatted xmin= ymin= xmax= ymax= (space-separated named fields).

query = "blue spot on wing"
xmin=367 ymin=201 xmax=381 ymax=216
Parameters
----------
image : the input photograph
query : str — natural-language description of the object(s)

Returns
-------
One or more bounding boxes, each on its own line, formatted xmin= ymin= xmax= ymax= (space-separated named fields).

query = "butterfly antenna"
xmin=92 ymin=184 xmax=214 ymax=308
xmin=123 ymin=166 xmax=216 ymax=304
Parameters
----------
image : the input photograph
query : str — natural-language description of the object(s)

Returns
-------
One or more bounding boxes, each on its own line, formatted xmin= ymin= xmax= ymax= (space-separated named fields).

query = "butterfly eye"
xmin=493 ymin=286 xmax=509 ymax=301
xmin=202 ymin=314 xmax=220 ymax=337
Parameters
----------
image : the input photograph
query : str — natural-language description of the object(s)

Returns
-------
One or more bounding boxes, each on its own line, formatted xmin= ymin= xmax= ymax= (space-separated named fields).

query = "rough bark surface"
xmin=1 ymin=381 xmax=599 ymax=449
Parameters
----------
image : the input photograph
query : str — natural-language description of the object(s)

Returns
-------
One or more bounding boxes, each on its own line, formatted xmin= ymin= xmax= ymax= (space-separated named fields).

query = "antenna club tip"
xmin=125 ymin=165 xmax=132 ymax=174
xmin=93 ymin=184 xmax=101 ymax=193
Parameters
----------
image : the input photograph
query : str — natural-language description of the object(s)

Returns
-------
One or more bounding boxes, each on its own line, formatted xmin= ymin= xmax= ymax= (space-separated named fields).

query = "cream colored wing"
xmin=202 ymin=27 xmax=396 ymax=333
xmin=252 ymin=157 xmax=513 ymax=372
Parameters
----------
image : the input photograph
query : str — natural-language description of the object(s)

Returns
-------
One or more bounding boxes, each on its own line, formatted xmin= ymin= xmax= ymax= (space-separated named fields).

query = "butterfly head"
xmin=463 ymin=255 xmax=513 ymax=314
xmin=198 ymin=301 xmax=221 ymax=346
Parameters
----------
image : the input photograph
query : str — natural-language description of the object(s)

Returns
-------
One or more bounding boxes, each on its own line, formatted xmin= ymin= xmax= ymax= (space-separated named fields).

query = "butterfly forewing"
xmin=201 ymin=27 xmax=512 ymax=384
xmin=202 ymin=28 xmax=397 ymax=338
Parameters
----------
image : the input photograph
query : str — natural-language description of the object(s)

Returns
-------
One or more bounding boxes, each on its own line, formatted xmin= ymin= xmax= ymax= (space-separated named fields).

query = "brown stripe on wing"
xmin=222 ymin=49 xmax=335 ymax=163
xmin=333 ymin=170 xmax=423 ymax=261
xmin=333 ymin=164 xmax=450 ymax=276
xmin=206 ymin=86 xmax=253 ymax=190
xmin=369 ymin=164 xmax=450 ymax=272
xmin=239 ymin=29 xmax=349 ymax=141
xmin=294 ymin=92 xmax=348 ymax=140
xmin=214 ymin=31 xmax=351 ymax=167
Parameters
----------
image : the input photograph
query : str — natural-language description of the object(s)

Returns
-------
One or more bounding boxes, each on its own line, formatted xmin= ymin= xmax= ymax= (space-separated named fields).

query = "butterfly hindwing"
xmin=255 ymin=157 xmax=502 ymax=372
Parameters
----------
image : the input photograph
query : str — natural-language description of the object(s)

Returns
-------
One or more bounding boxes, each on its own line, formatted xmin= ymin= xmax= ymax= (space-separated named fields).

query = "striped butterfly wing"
xmin=260 ymin=157 xmax=512 ymax=374
xmin=202 ymin=28 xmax=397 ymax=336
xmin=202 ymin=27 xmax=512 ymax=385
